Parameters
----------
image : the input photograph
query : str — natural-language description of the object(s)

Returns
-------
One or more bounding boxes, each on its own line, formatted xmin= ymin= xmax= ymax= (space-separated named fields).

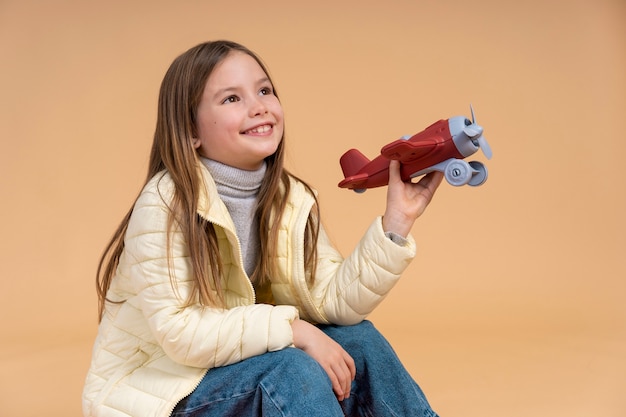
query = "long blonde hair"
xmin=96 ymin=40 xmax=319 ymax=320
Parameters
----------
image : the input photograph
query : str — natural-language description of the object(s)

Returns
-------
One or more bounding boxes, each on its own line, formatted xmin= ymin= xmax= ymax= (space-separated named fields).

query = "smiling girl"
xmin=83 ymin=40 xmax=441 ymax=417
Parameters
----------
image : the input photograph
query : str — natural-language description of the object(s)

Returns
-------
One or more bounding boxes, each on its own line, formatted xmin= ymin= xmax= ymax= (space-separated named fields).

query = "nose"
xmin=248 ymin=95 xmax=268 ymax=117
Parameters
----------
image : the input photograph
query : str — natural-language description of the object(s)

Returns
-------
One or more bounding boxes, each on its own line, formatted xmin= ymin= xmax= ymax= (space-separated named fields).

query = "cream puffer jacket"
xmin=83 ymin=162 xmax=417 ymax=417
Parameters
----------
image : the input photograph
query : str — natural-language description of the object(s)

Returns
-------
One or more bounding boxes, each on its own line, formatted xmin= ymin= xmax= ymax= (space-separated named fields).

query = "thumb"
xmin=388 ymin=159 xmax=401 ymax=184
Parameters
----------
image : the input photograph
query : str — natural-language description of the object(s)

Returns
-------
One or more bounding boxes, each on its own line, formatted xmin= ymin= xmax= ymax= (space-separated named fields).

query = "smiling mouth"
xmin=243 ymin=124 xmax=272 ymax=134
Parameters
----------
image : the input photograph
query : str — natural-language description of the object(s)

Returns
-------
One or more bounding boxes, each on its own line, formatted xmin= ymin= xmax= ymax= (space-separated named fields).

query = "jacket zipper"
xmin=166 ymin=218 xmax=254 ymax=416
xmin=291 ymin=197 xmax=326 ymax=323
xmin=206 ymin=217 xmax=256 ymax=304
xmin=166 ymin=368 xmax=208 ymax=416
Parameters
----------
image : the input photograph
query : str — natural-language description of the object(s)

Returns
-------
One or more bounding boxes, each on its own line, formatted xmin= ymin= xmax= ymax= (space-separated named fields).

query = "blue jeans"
xmin=171 ymin=320 xmax=438 ymax=417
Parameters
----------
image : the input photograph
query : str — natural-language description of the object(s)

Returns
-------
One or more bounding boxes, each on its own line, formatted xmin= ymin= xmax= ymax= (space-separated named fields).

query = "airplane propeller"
xmin=463 ymin=105 xmax=493 ymax=160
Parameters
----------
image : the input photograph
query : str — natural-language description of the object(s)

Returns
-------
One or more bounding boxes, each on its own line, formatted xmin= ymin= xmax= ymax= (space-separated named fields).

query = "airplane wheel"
xmin=468 ymin=161 xmax=488 ymax=186
xmin=444 ymin=160 xmax=472 ymax=186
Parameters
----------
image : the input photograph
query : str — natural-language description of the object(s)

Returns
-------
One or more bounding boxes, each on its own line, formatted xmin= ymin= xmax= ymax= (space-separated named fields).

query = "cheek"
xmin=272 ymin=104 xmax=285 ymax=125
xmin=266 ymin=96 xmax=283 ymax=117
xmin=199 ymin=117 xmax=224 ymax=138
xmin=276 ymin=119 xmax=285 ymax=136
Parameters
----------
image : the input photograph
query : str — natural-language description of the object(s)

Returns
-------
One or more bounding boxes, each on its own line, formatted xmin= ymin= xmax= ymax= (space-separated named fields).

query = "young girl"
xmin=83 ymin=40 xmax=442 ymax=417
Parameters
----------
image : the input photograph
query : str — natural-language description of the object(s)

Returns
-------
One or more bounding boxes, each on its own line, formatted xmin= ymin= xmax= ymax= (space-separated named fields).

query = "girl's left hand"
xmin=291 ymin=319 xmax=356 ymax=401
xmin=382 ymin=160 xmax=444 ymax=237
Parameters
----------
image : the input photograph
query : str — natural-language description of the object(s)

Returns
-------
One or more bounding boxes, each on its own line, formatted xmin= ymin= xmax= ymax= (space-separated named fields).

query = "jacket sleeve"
xmin=305 ymin=216 xmax=417 ymax=325
xmin=114 ymin=182 xmax=299 ymax=369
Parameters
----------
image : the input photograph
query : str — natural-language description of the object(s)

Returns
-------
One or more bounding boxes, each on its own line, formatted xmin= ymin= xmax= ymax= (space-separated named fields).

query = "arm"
xmin=287 ymin=162 xmax=442 ymax=397
xmin=304 ymin=161 xmax=443 ymax=325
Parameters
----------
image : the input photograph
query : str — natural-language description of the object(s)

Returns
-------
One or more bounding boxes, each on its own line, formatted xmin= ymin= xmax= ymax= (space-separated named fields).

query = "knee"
xmin=328 ymin=321 xmax=395 ymax=363
xmin=259 ymin=349 xmax=342 ymax=414
xmin=353 ymin=319 xmax=376 ymax=334
xmin=269 ymin=348 xmax=331 ymax=387
xmin=341 ymin=320 xmax=384 ymax=344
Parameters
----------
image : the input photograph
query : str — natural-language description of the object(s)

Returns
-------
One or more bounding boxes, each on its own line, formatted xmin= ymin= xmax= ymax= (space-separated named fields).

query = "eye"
xmin=259 ymin=86 xmax=273 ymax=96
xmin=222 ymin=95 xmax=239 ymax=104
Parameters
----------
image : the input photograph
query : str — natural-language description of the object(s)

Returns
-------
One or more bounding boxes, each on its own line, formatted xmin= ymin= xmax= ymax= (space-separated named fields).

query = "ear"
xmin=192 ymin=138 xmax=201 ymax=149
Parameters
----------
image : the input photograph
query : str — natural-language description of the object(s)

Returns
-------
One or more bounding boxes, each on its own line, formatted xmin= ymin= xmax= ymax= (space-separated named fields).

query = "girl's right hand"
xmin=382 ymin=159 xmax=443 ymax=238
xmin=291 ymin=319 xmax=356 ymax=401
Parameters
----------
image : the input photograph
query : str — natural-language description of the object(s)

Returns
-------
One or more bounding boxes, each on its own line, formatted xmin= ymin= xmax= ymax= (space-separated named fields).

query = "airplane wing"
xmin=338 ymin=173 xmax=369 ymax=189
xmin=381 ymin=137 xmax=442 ymax=163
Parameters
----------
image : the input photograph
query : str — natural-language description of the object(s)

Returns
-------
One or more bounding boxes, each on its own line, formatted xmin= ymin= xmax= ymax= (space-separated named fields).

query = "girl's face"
xmin=194 ymin=51 xmax=284 ymax=170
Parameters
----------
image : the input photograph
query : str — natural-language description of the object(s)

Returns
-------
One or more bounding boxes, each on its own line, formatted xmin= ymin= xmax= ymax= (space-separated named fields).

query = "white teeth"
xmin=246 ymin=125 xmax=271 ymax=134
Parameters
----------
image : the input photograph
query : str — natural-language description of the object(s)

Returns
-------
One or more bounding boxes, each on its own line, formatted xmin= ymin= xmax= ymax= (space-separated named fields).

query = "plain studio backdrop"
xmin=1 ymin=0 xmax=624 ymax=416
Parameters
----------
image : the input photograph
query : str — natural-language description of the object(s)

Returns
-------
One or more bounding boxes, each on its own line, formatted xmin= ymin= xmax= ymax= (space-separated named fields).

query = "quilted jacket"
xmin=82 ymin=162 xmax=417 ymax=417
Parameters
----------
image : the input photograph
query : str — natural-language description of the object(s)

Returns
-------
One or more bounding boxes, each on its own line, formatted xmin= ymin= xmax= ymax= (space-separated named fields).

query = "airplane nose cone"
xmin=463 ymin=124 xmax=483 ymax=138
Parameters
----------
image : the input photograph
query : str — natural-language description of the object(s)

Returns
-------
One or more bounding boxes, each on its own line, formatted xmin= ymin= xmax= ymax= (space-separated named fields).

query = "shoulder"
xmin=134 ymin=170 xmax=179 ymax=211
xmin=285 ymin=174 xmax=318 ymax=202
xmin=126 ymin=171 xmax=173 ymax=234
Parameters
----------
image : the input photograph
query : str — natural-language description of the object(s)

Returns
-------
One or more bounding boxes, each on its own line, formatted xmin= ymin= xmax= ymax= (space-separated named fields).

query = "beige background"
xmin=1 ymin=0 xmax=625 ymax=415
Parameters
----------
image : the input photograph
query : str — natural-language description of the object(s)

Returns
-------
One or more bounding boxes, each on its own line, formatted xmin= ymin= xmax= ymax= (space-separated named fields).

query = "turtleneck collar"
xmin=200 ymin=157 xmax=267 ymax=198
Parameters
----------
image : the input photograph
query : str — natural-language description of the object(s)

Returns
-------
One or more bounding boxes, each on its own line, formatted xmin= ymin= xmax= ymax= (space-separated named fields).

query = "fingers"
xmin=388 ymin=159 xmax=402 ymax=185
xmin=329 ymin=364 xmax=348 ymax=400
xmin=420 ymin=170 xmax=444 ymax=191
xmin=328 ymin=353 xmax=355 ymax=401
xmin=416 ymin=171 xmax=444 ymax=201
xmin=389 ymin=161 xmax=442 ymax=200
xmin=344 ymin=352 xmax=356 ymax=397
xmin=341 ymin=352 xmax=355 ymax=399
xmin=345 ymin=350 xmax=356 ymax=381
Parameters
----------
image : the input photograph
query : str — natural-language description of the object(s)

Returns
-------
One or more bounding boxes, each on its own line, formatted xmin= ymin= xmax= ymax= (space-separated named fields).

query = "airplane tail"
xmin=339 ymin=149 xmax=371 ymax=178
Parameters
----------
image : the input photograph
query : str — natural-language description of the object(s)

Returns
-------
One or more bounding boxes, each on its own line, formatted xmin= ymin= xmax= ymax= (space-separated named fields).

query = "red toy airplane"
xmin=338 ymin=106 xmax=492 ymax=192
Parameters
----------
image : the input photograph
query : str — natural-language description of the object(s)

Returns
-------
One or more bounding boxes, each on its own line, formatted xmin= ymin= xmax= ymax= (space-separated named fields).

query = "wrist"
xmin=291 ymin=319 xmax=310 ymax=349
xmin=381 ymin=213 xmax=411 ymax=238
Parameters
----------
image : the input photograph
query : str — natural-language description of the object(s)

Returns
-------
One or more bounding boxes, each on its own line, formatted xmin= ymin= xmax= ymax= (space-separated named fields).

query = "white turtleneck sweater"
xmin=201 ymin=158 xmax=265 ymax=277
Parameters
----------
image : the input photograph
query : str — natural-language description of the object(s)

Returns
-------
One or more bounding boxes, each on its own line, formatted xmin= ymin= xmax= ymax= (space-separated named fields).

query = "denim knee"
xmin=172 ymin=348 xmax=341 ymax=417
xmin=351 ymin=320 xmax=387 ymax=346
xmin=323 ymin=320 xmax=381 ymax=345
xmin=270 ymin=348 xmax=332 ymax=389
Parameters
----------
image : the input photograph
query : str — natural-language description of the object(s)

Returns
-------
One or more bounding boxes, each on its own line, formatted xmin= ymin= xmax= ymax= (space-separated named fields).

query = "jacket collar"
xmin=195 ymin=158 xmax=237 ymax=233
